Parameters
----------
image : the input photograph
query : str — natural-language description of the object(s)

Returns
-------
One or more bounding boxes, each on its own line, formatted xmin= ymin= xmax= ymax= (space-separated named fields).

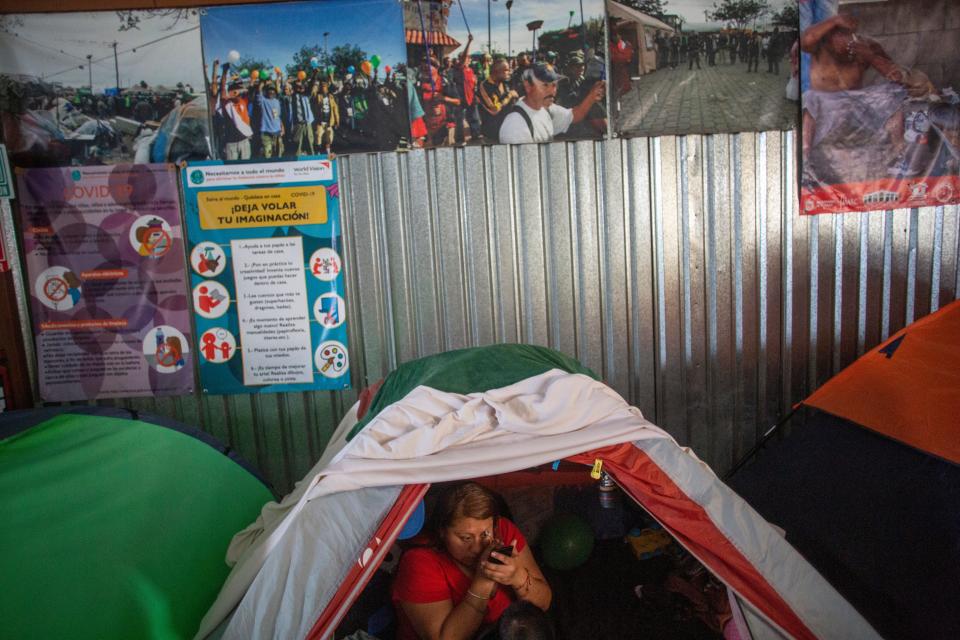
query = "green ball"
xmin=540 ymin=512 xmax=594 ymax=571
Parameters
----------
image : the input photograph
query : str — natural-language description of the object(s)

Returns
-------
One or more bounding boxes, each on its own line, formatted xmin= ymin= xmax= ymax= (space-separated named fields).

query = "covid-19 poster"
xmin=16 ymin=164 xmax=194 ymax=401
xmin=181 ymin=157 xmax=350 ymax=395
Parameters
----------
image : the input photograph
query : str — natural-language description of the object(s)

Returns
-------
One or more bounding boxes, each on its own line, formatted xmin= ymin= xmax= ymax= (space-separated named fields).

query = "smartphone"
xmin=488 ymin=544 xmax=514 ymax=565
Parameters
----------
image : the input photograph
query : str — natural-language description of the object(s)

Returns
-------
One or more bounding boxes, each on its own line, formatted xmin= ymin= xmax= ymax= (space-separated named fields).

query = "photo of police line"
xmin=607 ymin=0 xmax=800 ymax=137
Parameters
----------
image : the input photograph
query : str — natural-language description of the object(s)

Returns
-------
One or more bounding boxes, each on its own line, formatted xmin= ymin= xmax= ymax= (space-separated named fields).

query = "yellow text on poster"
xmin=197 ymin=186 xmax=327 ymax=230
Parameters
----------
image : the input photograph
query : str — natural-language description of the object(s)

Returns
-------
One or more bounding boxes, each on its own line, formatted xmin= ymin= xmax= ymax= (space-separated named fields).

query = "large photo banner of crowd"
xmin=199 ymin=0 xmax=410 ymax=159
xmin=0 ymin=10 xmax=208 ymax=167
xmin=608 ymin=0 xmax=800 ymax=137
xmin=800 ymin=0 xmax=960 ymax=214
xmin=405 ymin=0 xmax=609 ymax=147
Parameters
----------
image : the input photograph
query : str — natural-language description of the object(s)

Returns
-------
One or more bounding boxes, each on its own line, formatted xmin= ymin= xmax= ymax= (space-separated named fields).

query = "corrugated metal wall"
xmin=335 ymin=131 xmax=959 ymax=480
xmin=11 ymin=131 xmax=960 ymax=494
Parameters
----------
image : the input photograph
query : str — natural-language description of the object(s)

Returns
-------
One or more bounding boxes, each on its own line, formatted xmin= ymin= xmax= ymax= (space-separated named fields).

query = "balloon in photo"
xmin=310 ymin=57 xmax=319 ymax=68
xmin=228 ymin=50 xmax=240 ymax=63
xmin=297 ymin=70 xmax=307 ymax=80
xmin=370 ymin=54 xmax=381 ymax=69
xmin=347 ymin=65 xmax=355 ymax=74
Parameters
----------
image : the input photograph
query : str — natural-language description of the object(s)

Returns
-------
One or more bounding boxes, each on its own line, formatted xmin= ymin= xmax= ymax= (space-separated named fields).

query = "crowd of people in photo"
xmin=206 ymin=57 xmax=409 ymax=159
xmin=0 ymin=72 xmax=200 ymax=165
xmin=46 ymin=86 xmax=196 ymax=126
xmin=409 ymin=33 xmax=608 ymax=146
xmin=651 ymin=28 xmax=794 ymax=74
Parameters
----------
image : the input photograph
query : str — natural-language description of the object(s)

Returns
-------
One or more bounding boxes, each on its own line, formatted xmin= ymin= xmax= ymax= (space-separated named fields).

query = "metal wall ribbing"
xmin=7 ymin=131 xmax=958 ymax=493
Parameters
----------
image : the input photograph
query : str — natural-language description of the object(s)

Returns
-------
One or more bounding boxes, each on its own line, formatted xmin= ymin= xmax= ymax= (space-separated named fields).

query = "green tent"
xmin=0 ymin=407 xmax=273 ymax=640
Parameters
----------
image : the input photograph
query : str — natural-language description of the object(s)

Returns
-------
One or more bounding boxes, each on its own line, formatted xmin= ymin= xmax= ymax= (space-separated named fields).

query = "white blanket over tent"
xmin=196 ymin=370 xmax=880 ymax=640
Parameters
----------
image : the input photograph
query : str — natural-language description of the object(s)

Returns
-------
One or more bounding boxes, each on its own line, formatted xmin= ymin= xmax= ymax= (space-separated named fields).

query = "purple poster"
xmin=16 ymin=164 xmax=193 ymax=401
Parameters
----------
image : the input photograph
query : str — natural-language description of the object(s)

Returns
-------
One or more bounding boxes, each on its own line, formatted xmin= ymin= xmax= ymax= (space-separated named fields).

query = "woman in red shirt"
xmin=392 ymin=483 xmax=552 ymax=640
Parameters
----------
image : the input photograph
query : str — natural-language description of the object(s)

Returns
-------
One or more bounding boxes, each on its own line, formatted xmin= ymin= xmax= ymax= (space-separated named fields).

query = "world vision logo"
xmin=190 ymin=169 xmax=205 ymax=185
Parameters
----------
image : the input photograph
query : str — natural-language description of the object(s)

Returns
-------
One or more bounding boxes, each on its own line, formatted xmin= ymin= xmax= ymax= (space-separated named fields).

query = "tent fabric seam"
xmin=632 ymin=438 xmax=881 ymax=640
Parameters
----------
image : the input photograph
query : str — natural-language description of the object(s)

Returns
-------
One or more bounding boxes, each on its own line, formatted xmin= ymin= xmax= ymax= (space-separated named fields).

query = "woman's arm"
xmin=401 ymin=575 xmax=497 ymax=640
xmin=509 ymin=545 xmax=552 ymax=610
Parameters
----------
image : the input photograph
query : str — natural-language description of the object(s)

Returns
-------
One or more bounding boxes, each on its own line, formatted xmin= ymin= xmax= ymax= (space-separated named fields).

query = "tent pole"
xmin=723 ymin=405 xmax=800 ymax=480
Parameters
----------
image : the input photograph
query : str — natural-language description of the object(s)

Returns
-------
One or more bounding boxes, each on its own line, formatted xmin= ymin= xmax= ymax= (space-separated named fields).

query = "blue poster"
xmin=181 ymin=157 xmax=349 ymax=394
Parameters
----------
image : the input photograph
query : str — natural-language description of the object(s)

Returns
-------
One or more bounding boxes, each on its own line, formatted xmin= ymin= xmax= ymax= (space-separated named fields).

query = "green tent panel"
xmin=0 ymin=408 xmax=273 ymax=640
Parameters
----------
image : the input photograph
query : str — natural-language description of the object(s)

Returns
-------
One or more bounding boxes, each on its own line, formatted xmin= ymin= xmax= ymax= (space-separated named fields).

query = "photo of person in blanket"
xmin=800 ymin=3 xmax=960 ymax=203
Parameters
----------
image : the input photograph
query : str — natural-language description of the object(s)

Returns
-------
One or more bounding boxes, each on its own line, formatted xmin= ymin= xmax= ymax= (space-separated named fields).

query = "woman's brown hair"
xmin=432 ymin=482 xmax=500 ymax=531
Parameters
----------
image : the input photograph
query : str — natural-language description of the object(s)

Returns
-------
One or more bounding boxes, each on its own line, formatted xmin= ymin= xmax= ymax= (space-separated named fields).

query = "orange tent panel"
xmin=804 ymin=299 xmax=960 ymax=464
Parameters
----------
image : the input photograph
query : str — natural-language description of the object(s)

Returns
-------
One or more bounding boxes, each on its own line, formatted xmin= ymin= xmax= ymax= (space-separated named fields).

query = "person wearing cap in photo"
xmin=498 ymin=62 xmax=605 ymax=144
xmin=558 ymin=50 xmax=586 ymax=106
xmin=216 ymin=63 xmax=253 ymax=160
xmin=252 ymin=74 xmax=284 ymax=158
xmin=558 ymin=50 xmax=607 ymax=138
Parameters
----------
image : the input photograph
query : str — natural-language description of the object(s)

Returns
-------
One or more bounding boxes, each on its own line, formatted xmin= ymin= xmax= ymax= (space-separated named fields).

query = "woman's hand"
xmin=479 ymin=538 xmax=520 ymax=588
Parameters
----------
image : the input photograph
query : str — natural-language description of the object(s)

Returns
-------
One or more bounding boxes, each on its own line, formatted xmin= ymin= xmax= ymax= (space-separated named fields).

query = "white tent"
xmin=196 ymin=347 xmax=880 ymax=640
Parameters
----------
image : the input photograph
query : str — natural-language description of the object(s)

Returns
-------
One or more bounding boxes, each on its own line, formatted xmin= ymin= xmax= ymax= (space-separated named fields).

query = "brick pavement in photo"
xmin=614 ymin=57 xmax=799 ymax=136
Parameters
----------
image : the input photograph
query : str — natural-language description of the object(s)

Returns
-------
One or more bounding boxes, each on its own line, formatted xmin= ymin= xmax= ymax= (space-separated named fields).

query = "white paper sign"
xmin=232 ymin=236 xmax=313 ymax=385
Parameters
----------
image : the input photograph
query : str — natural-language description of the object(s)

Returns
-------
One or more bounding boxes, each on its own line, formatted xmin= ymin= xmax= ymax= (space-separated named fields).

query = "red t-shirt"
xmin=392 ymin=517 xmax=527 ymax=640
xmin=463 ymin=67 xmax=477 ymax=106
